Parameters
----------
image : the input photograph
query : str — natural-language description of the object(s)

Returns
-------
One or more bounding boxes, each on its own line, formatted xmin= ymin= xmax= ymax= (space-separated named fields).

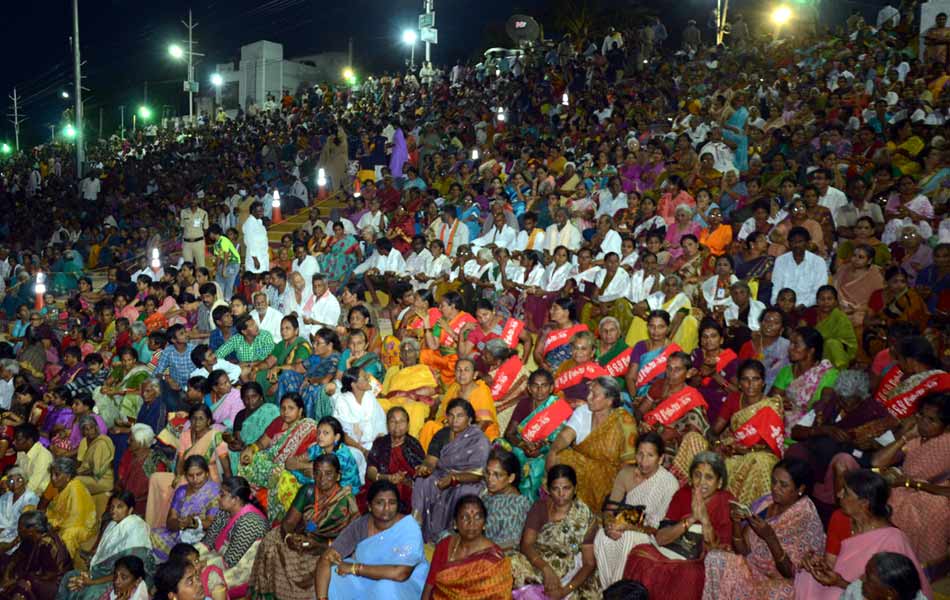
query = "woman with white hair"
xmin=115 ymin=423 xmax=172 ymax=515
xmin=0 ymin=467 xmax=38 ymax=553
xmin=664 ymin=203 xmax=703 ymax=262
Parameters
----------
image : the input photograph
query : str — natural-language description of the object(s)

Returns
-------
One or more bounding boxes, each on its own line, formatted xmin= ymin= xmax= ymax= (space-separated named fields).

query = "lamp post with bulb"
xmin=402 ymin=29 xmax=418 ymax=71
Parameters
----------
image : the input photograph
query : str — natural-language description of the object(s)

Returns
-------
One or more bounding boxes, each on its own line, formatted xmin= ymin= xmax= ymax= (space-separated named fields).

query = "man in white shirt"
xmin=471 ymin=211 xmax=517 ymax=252
xmin=355 ymin=238 xmax=407 ymax=306
xmin=699 ymin=127 xmax=736 ymax=173
xmin=0 ymin=359 xmax=17 ymax=410
xmin=80 ymin=171 xmax=101 ymax=202
xmin=813 ymin=169 xmax=848 ymax=228
xmin=292 ymin=245 xmax=320 ymax=284
xmin=356 ymin=197 xmax=388 ymax=234
xmin=593 ymin=215 xmax=623 ymax=260
xmin=415 ymin=239 xmax=453 ymax=290
xmin=771 ymin=227 xmax=829 ymax=308
xmin=515 ymin=212 xmax=546 ymax=252
xmin=437 ymin=205 xmax=470 ymax=257
xmin=594 ymin=177 xmax=628 ymax=218
xmin=13 ymin=425 xmax=52 ymax=496
xmin=189 ymin=344 xmax=242 ymax=383
xmin=724 ymin=281 xmax=766 ymax=331
xmin=302 ymin=207 xmax=325 ymax=236
xmin=251 ymin=292 xmax=283 ymax=341
xmin=288 ymin=176 xmax=309 ymax=205
xmin=405 ymin=236 xmax=433 ymax=283
xmin=301 ymin=274 xmax=341 ymax=338
xmin=545 ymin=208 xmax=582 ymax=255
xmin=242 ymin=202 xmax=270 ymax=273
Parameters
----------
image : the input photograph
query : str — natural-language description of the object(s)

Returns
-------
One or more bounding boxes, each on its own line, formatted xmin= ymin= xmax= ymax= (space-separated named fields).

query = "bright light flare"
xmin=210 ymin=73 xmax=224 ymax=87
xmin=168 ymin=44 xmax=184 ymax=59
xmin=771 ymin=6 xmax=792 ymax=26
xmin=402 ymin=30 xmax=417 ymax=45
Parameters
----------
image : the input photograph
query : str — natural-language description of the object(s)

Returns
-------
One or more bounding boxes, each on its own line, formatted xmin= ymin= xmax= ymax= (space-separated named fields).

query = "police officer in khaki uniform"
xmin=180 ymin=191 xmax=209 ymax=267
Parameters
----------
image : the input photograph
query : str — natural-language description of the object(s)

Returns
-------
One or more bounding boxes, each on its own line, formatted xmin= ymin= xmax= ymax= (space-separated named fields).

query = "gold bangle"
xmin=357 ymin=563 xmax=363 ymax=576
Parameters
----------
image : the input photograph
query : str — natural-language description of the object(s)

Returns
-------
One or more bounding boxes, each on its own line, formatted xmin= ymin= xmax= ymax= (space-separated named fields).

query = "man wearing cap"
xmin=180 ymin=192 xmax=209 ymax=268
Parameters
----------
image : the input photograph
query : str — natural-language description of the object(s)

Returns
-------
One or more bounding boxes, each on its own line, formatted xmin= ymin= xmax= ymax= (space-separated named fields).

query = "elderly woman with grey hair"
xmin=116 ymin=423 xmax=172 ymax=515
xmin=47 ymin=456 xmax=99 ymax=562
xmin=622 ymin=450 xmax=736 ymax=600
xmin=0 ymin=467 xmax=39 ymax=551
xmin=785 ymin=369 xmax=899 ymax=514
xmin=75 ymin=414 xmax=116 ymax=517
xmin=545 ymin=375 xmax=639 ymax=511
xmin=664 ymin=202 xmax=703 ymax=263
xmin=0 ymin=510 xmax=72 ymax=599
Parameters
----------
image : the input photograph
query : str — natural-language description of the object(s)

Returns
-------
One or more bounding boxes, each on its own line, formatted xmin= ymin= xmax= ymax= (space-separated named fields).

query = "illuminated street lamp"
xmin=0 ymin=143 xmax=10 ymax=155
xmin=402 ymin=29 xmax=418 ymax=70
xmin=61 ymin=90 xmax=70 ymax=99
xmin=210 ymin=73 xmax=224 ymax=88
xmin=138 ymin=105 xmax=152 ymax=120
xmin=771 ymin=5 xmax=792 ymax=26
xmin=168 ymin=43 xmax=184 ymax=59
xmin=63 ymin=124 xmax=77 ymax=139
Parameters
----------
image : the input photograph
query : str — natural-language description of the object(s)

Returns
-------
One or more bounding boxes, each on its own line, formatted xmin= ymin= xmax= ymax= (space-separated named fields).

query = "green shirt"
xmin=214 ymin=236 xmax=241 ymax=263
xmin=215 ymin=330 xmax=275 ymax=363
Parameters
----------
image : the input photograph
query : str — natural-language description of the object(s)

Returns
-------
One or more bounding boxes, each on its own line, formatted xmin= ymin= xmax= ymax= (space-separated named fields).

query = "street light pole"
xmin=72 ymin=0 xmax=84 ymax=176
xmin=186 ymin=9 xmax=195 ymax=124
xmin=424 ymin=0 xmax=434 ymax=64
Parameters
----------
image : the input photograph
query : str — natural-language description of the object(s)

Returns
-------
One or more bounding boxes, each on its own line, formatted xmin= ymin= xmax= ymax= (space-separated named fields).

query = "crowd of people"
xmin=0 ymin=3 xmax=949 ymax=599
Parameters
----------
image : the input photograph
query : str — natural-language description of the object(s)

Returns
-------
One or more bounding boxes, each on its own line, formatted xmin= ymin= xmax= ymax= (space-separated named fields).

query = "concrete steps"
xmin=267 ymin=192 xmax=347 ymax=244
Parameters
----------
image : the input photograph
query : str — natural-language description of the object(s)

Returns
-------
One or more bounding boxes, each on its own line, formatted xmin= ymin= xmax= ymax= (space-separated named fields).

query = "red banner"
xmin=554 ymin=361 xmax=610 ymax=392
xmin=439 ymin=312 xmax=478 ymax=347
xmin=701 ymin=349 xmax=737 ymax=386
xmin=602 ymin=347 xmax=634 ymax=378
xmin=878 ymin=371 xmax=950 ymax=419
xmin=521 ymin=398 xmax=574 ymax=443
xmin=501 ymin=317 xmax=525 ymax=349
xmin=643 ymin=386 xmax=707 ymax=427
xmin=873 ymin=366 xmax=903 ymax=407
xmin=733 ymin=405 xmax=785 ymax=456
xmin=542 ymin=323 xmax=589 ymax=355
xmin=635 ymin=343 xmax=682 ymax=389
xmin=490 ymin=355 xmax=524 ymax=400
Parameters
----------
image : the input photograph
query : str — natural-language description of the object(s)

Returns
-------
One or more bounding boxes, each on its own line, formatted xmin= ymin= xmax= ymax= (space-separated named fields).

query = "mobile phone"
xmin=729 ymin=500 xmax=752 ymax=517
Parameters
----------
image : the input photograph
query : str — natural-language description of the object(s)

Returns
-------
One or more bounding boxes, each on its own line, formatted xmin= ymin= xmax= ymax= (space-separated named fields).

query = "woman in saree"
xmin=534 ymin=297 xmax=589 ymax=374
xmin=625 ymin=309 xmax=681 ymax=400
xmin=238 ymin=392 xmax=317 ymax=522
xmin=423 ymin=494 xmax=513 ymax=599
xmin=886 ymin=119 xmax=925 ymax=176
xmin=735 ymin=232 xmax=775 ymax=304
xmin=795 ymin=470 xmax=931 ymax=600
xmin=421 ymin=292 xmax=476 ymax=387
xmin=115 ymin=423 xmax=171 ymax=515
xmin=834 ymin=244 xmax=885 ymax=335
xmin=252 ymin=315 xmax=311 ymax=403
xmin=865 ymin=267 xmax=929 ymax=358
xmin=595 ymin=316 xmax=631 ymax=389
xmin=668 ymin=235 xmax=704 ymax=300
xmin=358 ymin=406 xmax=425 ymax=512
xmin=836 ymin=216 xmax=892 ymax=269
xmin=477 ymin=449 xmax=532 ymax=553
xmin=75 ymin=415 xmax=115 ymax=517
xmin=249 ymin=454 xmax=358 ymax=600
xmin=224 ymin=382 xmax=280 ymax=471
xmin=691 ymin=319 xmax=739 ymax=426
xmin=93 ymin=346 xmax=150 ymax=429
xmin=509 ymin=464 xmax=600 ymax=599
xmin=419 ymin=358 xmax=499 ymax=452
xmin=738 ymin=307 xmax=789 ymax=393
xmin=318 ymin=221 xmax=361 ymax=289
xmin=58 ymin=491 xmax=152 ymax=600
xmin=483 ymin=339 xmax=531 ymax=432
xmin=412 ymin=398 xmax=491 ymax=543
xmin=622 ymin=452 xmax=735 ymax=600
xmin=390 ymin=289 xmax=441 ymax=352
xmin=194 ymin=476 xmax=269 ymax=599
xmin=704 ymin=459 xmax=825 ymax=600
xmin=723 ymin=93 xmax=750 ymax=172
xmin=768 ymin=199 xmax=825 ymax=257
xmin=664 ymin=205 xmax=703 ymax=264
xmin=0 ymin=511 xmax=71 ymax=600
xmin=594 ymin=432 xmax=680 ymax=588
xmin=50 ymin=249 xmax=84 ymax=295
xmin=345 ymin=304 xmax=383 ymax=357
xmin=771 ymin=327 xmax=839 ymax=437
xmin=802 ymin=286 xmax=858 ymax=370
xmin=203 ymin=369 xmax=243 ymax=431
xmin=870 ymin=392 xmax=950 ymax=577
xmin=546 ymin=376 xmax=638 ymax=512
xmin=0 ymin=468 xmax=39 ymax=550
xmin=315 ymin=480 xmax=430 ymax=599
xmin=553 ymin=330 xmax=610 ymax=407
xmin=46 ymin=456 xmax=97 ymax=562
xmin=698 ymin=204 xmax=732 ymax=260
xmin=339 ymin=328 xmax=384 ymax=381
xmin=378 ymin=338 xmax=439 ymax=439
xmin=625 ymin=275 xmax=698 ymax=353
xmin=146 ymin=404 xmax=230 ymax=528
xmin=715 ymin=360 xmax=787 ymax=504
xmin=275 ymin=327 xmax=342 ymax=420
xmin=150 ymin=455 xmax=220 ymax=561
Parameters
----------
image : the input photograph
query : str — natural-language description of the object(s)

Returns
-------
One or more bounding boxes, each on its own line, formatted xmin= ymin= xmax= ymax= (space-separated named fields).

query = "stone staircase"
xmin=267 ymin=191 xmax=347 ymax=244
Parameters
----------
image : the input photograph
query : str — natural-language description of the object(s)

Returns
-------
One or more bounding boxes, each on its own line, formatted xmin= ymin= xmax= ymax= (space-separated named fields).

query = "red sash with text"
xmin=490 ymin=355 xmax=524 ymax=400
xmin=439 ymin=312 xmax=478 ymax=347
xmin=635 ymin=344 xmax=682 ymax=389
xmin=643 ymin=386 xmax=707 ymax=427
xmin=542 ymin=323 xmax=589 ymax=355
xmin=733 ymin=406 xmax=785 ymax=456
xmin=876 ymin=370 xmax=950 ymax=419
xmin=555 ymin=361 xmax=610 ymax=392
xmin=521 ymin=398 xmax=574 ymax=443
xmin=602 ymin=347 xmax=634 ymax=379
xmin=501 ymin=317 xmax=526 ymax=349
xmin=701 ymin=349 xmax=737 ymax=386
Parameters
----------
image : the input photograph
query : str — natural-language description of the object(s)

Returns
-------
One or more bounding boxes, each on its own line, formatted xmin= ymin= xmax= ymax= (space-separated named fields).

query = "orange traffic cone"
xmin=271 ymin=190 xmax=283 ymax=224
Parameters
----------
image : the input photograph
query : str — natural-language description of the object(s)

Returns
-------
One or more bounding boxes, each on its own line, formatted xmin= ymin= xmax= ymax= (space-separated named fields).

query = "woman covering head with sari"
xmin=58 ymin=491 xmax=153 ymax=600
xmin=74 ymin=414 xmax=115 ymax=516
xmin=314 ymin=480 xmax=430 ymax=600
xmin=412 ymin=398 xmax=492 ymax=543
xmin=358 ymin=406 xmax=425 ymax=512
xmin=46 ymin=456 xmax=97 ymax=562
xmin=546 ymin=376 xmax=638 ymax=511
xmin=238 ymin=392 xmax=317 ymax=522
xmin=703 ymin=459 xmax=825 ymax=600
xmin=248 ymin=454 xmax=358 ymax=600
xmin=772 ymin=327 xmax=839 ymax=437
xmin=274 ymin=327 xmax=342 ymax=420
xmin=0 ymin=511 xmax=71 ymax=600
xmin=802 ymin=286 xmax=858 ymax=370
xmin=252 ymin=315 xmax=311 ymax=403
xmin=423 ymin=494 xmax=513 ymax=599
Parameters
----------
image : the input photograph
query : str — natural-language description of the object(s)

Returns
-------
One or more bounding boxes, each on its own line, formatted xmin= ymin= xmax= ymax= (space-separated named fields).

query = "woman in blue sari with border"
xmin=722 ymin=94 xmax=750 ymax=173
xmin=275 ymin=328 xmax=342 ymax=420
xmin=315 ymin=480 xmax=429 ymax=600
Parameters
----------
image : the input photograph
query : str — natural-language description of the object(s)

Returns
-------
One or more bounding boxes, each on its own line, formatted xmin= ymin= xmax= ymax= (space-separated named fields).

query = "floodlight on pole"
xmin=342 ymin=67 xmax=354 ymax=81
xmin=63 ymin=124 xmax=77 ymax=139
xmin=402 ymin=29 xmax=417 ymax=70
xmin=210 ymin=73 xmax=224 ymax=88
xmin=0 ymin=143 xmax=10 ymax=155
xmin=138 ymin=105 xmax=152 ymax=120
xmin=61 ymin=91 xmax=70 ymax=99
xmin=771 ymin=5 xmax=792 ymax=26
xmin=168 ymin=44 xmax=184 ymax=59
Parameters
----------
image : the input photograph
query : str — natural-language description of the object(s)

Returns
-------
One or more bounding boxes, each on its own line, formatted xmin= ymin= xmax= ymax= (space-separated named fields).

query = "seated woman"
xmin=90 ymin=556 xmax=148 ymax=600
xmin=275 ymin=327 xmax=343 ymax=420
xmin=150 ymin=455 xmax=221 ymax=561
xmin=738 ymin=308 xmax=790 ymax=393
xmin=875 ymin=336 xmax=950 ymax=420
xmin=223 ymin=382 xmax=279 ymax=474
xmin=419 ymin=358 xmax=499 ymax=452
xmin=864 ymin=267 xmax=929 ymax=358
xmin=412 ymin=398 xmax=491 ymax=543
xmin=594 ymin=432 xmax=680 ymax=589
xmin=340 ymin=328 xmax=384 ymax=382
xmin=534 ymin=298 xmax=589 ymax=374
xmin=510 ymin=464 xmax=600 ymax=599
xmin=554 ymin=330 xmax=609 ymax=407
xmin=870 ymin=391 xmax=950 ymax=579
xmin=771 ymin=327 xmax=838 ymax=437
xmin=146 ymin=404 xmax=230 ymax=528
xmin=839 ymin=551 xmax=928 ymax=600
xmin=93 ymin=346 xmax=150 ymax=429
xmin=193 ymin=476 xmax=269 ymax=599
xmin=249 ymin=454 xmax=358 ymax=600
xmin=252 ymin=315 xmax=311 ymax=403
xmin=690 ymin=319 xmax=739 ymax=426
xmin=46 ymin=456 xmax=98 ymax=563
xmin=622 ymin=452 xmax=735 ymax=600
xmin=423 ymin=494 xmax=513 ymax=599
xmin=0 ymin=511 xmax=71 ymax=600
xmin=238 ymin=392 xmax=317 ymax=522
xmin=624 ymin=310 xmax=680 ymax=400
xmin=501 ymin=368 xmax=572 ymax=502
xmin=203 ymin=369 xmax=243 ymax=431
xmin=314 ymin=480 xmax=430 ymax=599
xmin=74 ymin=414 xmax=115 ymax=517
xmin=333 ymin=366 xmax=387 ymax=458
xmin=833 ymin=243 xmax=885 ymax=335
xmin=625 ymin=276 xmax=698 ymax=354
xmin=483 ymin=339 xmax=531 ymax=433
xmin=378 ymin=339 xmax=439 ymax=439
xmin=595 ymin=316 xmax=631 ymax=389
xmin=358 ymin=406 xmax=425 ymax=512
xmin=58 ymin=491 xmax=152 ymax=600
xmin=479 ymin=449 xmax=532 ymax=553
xmin=704 ymin=459 xmax=825 ymax=600
xmin=801 ymin=286 xmax=858 ymax=370
xmin=420 ymin=292 xmax=477 ymax=387
xmin=546 ymin=376 xmax=638 ymax=513
xmin=794 ymin=470 xmax=931 ymax=600
xmin=115 ymin=424 xmax=171 ymax=516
